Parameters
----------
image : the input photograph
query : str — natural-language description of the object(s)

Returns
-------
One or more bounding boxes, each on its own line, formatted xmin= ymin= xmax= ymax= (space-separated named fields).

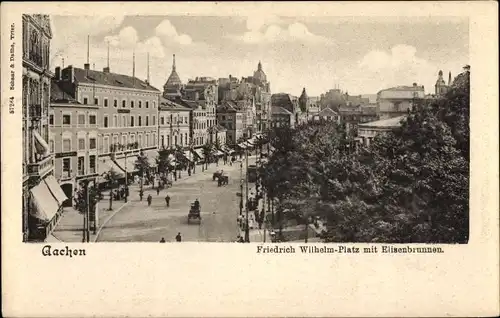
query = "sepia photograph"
xmin=3 ymin=2 xmax=498 ymax=317
xmin=22 ymin=13 xmax=470 ymax=244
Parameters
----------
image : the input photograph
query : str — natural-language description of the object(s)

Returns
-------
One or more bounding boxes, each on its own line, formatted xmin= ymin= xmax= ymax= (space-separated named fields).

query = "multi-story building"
xmin=236 ymin=98 xmax=256 ymax=138
xmin=377 ymin=83 xmax=425 ymax=120
xmin=50 ymin=82 xmax=100 ymax=202
xmin=357 ymin=115 xmax=407 ymax=147
xmin=271 ymin=93 xmax=305 ymax=127
xmin=339 ymin=105 xmax=379 ymax=135
xmin=22 ymin=14 xmax=67 ymax=242
xmin=217 ymin=101 xmax=245 ymax=145
xmin=313 ymin=107 xmax=341 ymax=124
xmin=53 ymin=62 xmax=161 ymax=178
xmin=171 ymin=98 xmax=208 ymax=148
xmin=271 ymin=106 xmax=293 ymax=128
xmin=184 ymin=77 xmax=218 ymax=127
xmin=158 ymin=97 xmax=191 ymax=149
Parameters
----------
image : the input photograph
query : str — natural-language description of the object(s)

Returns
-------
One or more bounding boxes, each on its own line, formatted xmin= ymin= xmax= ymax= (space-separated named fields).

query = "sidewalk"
xmin=52 ymin=189 xmax=128 ymax=243
xmin=51 ymin=161 xmax=235 ymax=243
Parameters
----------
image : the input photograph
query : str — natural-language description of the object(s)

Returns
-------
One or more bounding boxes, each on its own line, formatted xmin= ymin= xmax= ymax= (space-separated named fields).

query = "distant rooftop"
xmin=358 ymin=115 xmax=407 ymax=129
xmin=62 ymin=66 xmax=160 ymax=92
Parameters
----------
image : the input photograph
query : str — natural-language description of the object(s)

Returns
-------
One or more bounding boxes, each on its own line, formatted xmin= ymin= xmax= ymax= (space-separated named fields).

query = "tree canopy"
xmin=261 ymin=69 xmax=470 ymax=243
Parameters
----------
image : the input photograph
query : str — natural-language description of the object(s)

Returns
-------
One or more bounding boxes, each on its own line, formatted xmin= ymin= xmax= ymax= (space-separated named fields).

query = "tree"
xmin=157 ymin=148 xmax=174 ymax=175
xmin=104 ymin=168 xmax=121 ymax=211
xmin=135 ymin=151 xmax=150 ymax=189
xmin=202 ymin=142 xmax=213 ymax=169
xmin=74 ymin=181 xmax=97 ymax=215
xmin=259 ymin=71 xmax=470 ymax=243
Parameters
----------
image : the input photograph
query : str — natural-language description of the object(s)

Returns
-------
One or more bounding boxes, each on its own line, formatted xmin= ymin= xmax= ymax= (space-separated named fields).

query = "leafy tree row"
xmin=261 ymin=68 xmax=470 ymax=243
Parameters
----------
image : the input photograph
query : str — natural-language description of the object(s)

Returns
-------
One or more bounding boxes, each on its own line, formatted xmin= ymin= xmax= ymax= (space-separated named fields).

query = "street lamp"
xmin=244 ymin=146 xmax=250 ymax=243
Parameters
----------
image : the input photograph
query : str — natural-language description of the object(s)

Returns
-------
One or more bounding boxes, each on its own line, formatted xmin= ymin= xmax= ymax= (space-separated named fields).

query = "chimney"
xmin=103 ymin=66 xmax=110 ymax=73
xmin=68 ymin=65 xmax=74 ymax=83
xmin=55 ymin=66 xmax=61 ymax=80
xmin=84 ymin=63 xmax=90 ymax=70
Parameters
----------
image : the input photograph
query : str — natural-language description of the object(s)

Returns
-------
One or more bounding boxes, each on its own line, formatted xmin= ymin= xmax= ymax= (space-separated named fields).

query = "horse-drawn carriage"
xmin=213 ymin=170 xmax=229 ymax=186
xmin=188 ymin=203 xmax=201 ymax=224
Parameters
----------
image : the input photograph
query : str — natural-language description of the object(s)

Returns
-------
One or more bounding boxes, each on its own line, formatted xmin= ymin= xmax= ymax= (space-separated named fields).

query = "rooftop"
xmin=65 ymin=66 xmax=160 ymax=92
xmin=272 ymin=106 xmax=293 ymax=115
xmin=159 ymin=97 xmax=191 ymax=111
xmin=50 ymin=81 xmax=78 ymax=103
xmin=318 ymin=107 xmax=338 ymax=116
xmin=358 ymin=115 xmax=407 ymax=129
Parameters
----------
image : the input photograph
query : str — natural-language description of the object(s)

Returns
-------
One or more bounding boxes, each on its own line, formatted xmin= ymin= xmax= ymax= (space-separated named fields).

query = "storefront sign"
xmin=55 ymin=151 xmax=77 ymax=158
xmin=117 ymin=109 xmax=130 ymax=113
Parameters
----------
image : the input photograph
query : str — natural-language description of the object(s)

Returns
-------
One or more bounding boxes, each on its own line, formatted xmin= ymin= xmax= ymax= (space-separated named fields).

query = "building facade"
xmin=377 ymin=83 xmax=425 ymax=120
xmin=357 ymin=115 xmax=406 ymax=147
xmin=22 ymin=14 xmax=68 ymax=242
xmin=159 ymin=97 xmax=191 ymax=149
xmin=271 ymin=106 xmax=293 ymax=128
xmin=50 ymin=82 xmax=100 ymax=202
xmin=339 ymin=105 xmax=379 ymax=135
xmin=217 ymin=101 xmax=245 ymax=145
xmin=53 ymin=63 xmax=161 ymax=181
xmin=313 ymin=107 xmax=340 ymax=123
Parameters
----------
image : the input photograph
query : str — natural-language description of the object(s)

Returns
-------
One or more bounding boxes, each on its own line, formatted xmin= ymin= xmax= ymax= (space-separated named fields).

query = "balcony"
xmin=27 ymin=155 xmax=54 ymax=179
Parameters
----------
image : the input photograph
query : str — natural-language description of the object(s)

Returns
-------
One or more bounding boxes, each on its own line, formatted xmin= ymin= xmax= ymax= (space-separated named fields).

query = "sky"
xmin=50 ymin=15 xmax=469 ymax=96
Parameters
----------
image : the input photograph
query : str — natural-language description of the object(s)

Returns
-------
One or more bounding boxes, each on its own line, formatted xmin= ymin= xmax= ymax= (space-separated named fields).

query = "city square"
xmin=22 ymin=14 xmax=469 ymax=244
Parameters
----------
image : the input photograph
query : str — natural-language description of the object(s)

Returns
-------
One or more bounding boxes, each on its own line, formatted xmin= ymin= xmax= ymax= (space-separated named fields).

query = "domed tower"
xmin=253 ymin=61 xmax=267 ymax=83
xmin=299 ymin=87 xmax=308 ymax=113
xmin=435 ymin=70 xmax=448 ymax=96
xmin=164 ymin=54 xmax=182 ymax=91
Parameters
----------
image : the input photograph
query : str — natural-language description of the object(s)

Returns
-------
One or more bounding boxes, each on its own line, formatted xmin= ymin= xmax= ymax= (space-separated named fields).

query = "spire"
xmin=87 ymin=35 xmax=90 ymax=64
xmin=147 ymin=52 xmax=150 ymax=84
xmin=62 ymin=57 xmax=64 ymax=69
xmin=107 ymin=41 xmax=110 ymax=68
xmin=172 ymin=54 xmax=176 ymax=72
xmin=448 ymin=71 xmax=451 ymax=85
xmin=132 ymin=50 xmax=135 ymax=85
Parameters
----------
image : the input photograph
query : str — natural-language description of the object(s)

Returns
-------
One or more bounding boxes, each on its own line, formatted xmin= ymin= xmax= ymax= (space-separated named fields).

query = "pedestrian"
xmin=175 ymin=232 xmax=182 ymax=242
xmin=156 ymin=187 xmax=160 ymax=196
xmin=160 ymin=237 xmax=166 ymax=243
xmin=165 ymin=194 xmax=170 ymax=207
xmin=147 ymin=194 xmax=152 ymax=206
xmin=139 ymin=189 xmax=143 ymax=201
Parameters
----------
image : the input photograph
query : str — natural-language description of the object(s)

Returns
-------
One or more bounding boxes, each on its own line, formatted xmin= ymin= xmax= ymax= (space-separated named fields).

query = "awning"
xmin=98 ymin=158 xmax=125 ymax=177
xmin=145 ymin=150 xmax=158 ymax=167
xmin=194 ymin=148 xmax=205 ymax=159
xmin=30 ymin=182 xmax=59 ymax=222
xmin=33 ymin=131 xmax=50 ymax=156
xmin=114 ymin=157 xmax=134 ymax=172
xmin=44 ymin=175 xmax=68 ymax=206
xmin=183 ymin=150 xmax=194 ymax=162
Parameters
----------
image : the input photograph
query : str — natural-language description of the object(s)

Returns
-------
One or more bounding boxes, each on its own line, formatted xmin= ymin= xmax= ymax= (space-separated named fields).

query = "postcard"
xmin=1 ymin=1 xmax=498 ymax=317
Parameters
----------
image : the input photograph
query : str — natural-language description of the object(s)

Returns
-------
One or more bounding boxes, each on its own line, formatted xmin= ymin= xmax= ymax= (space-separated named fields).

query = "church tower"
xmin=163 ymin=54 xmax=183 ymax=99
xmin=299 ymin=87 xmax=308 ymax=113
xmin=435 ymin=70 xmax=449 ymax=96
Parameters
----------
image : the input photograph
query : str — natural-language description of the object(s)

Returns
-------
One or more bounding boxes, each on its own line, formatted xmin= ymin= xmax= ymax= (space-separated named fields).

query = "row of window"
xmin=159 ymin=115 xmax=189 ymax=126
xmin=50 ymin=113 xmax=97 ymax=126
xmin=160 ymin=132 xmax=190 ymax=148
xmin=61 ymin=155 xmax=97 ymax=178
xmin=102 ymin=133 xmax=157 ymax=153
xmin=49 ymin=136 xmax=98 ymax=154
xmin=82 ymin=96 xmax=156 ymax=109
xmin=102 ymin=114 xmax=156 ymax=128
